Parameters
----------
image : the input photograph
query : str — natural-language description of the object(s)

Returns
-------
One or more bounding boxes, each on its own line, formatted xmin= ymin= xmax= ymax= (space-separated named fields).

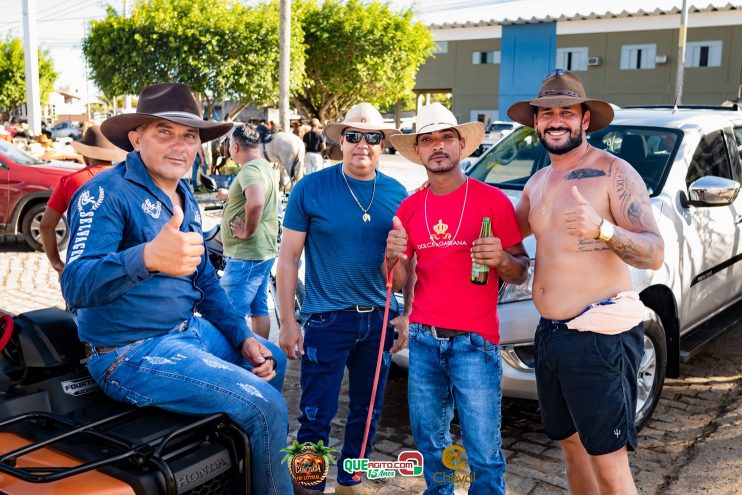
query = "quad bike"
xmin=0 ymin=307 xmax=253 ymax=495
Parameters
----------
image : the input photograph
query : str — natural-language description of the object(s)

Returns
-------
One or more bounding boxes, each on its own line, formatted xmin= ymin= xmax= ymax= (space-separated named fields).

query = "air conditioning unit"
xmin=655 ymin=55 xmax=668 ymax=64
xmin=587 ymin=56 xmax=602 ymax=66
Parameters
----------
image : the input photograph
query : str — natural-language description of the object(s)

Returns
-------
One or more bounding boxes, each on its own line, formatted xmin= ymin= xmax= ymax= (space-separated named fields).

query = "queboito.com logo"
xmin=343 ymin=451 xmax=424 ymax=480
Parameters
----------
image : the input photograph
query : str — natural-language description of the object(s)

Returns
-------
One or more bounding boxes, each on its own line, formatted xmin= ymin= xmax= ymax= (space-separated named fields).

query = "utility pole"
xmin=674 ymin=0 xmax=689 ymax=106
xmin=22 ymin=0 xmax=41 ymax=135
xmin=83 ymin=18 xmax=91 ymax=121
xmin=278 ymin=0 xmax=291 ymax=132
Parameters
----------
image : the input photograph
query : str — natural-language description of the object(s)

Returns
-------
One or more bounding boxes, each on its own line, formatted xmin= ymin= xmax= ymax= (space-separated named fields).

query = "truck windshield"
xmin=466 ymin=125 xmax=682 ymax=196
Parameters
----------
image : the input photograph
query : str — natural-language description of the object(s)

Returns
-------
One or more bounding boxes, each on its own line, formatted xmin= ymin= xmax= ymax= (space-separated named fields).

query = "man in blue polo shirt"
xmin=276 ymin=103 xmax=409 ymax=495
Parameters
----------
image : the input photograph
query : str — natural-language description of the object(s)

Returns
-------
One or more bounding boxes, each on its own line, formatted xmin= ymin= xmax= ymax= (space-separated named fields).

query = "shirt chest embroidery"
xmin=142 ymin=198 xmax=162 ymax=219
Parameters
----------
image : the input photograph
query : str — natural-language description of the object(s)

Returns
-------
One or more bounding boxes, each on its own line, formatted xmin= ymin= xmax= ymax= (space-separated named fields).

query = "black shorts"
xmin=534 ymin=318 xmax=644 ymax=456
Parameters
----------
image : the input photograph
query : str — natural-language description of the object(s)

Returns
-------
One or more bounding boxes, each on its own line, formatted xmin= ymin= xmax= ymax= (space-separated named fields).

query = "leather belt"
xmin=421 ymin=324 xmax=469 ymax=340
xmin=341 ymin=305 xmax=380 ymax=313
xmin=84 ymin=343 xmax=118 ymax=358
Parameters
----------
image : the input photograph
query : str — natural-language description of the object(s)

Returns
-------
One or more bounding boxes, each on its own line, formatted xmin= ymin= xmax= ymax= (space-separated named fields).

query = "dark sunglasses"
xmin=543 ymin=68 xmax=566 ymax=81
xmin=343 ymin=130 xmax=384 ymax=145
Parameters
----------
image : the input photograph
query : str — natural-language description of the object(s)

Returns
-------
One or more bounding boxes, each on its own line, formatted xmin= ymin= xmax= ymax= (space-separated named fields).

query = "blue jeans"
xmin=297 ymin=309 xmax=396 ymax=489
xmin=220 ymin=257 xmax=275 ymax=317
xmin=407 ymin=323 xmax=506 ymax=495
xmin=85 ymin=316 xmax=291 ymax=495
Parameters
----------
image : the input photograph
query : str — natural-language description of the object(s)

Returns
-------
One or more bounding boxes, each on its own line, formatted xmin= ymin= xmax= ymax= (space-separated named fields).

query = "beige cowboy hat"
xmin=389 ymin=103 xmax=485 ymax=165
xmin=72 ymin=125 xmax=127 ymax=163
xmin=324 ymin=102 xmax=400 ymax=147
xmin=101 ymin=82 xmax=233 ymax=151
xmin=507 ymin=69 xmax=614 ymax=132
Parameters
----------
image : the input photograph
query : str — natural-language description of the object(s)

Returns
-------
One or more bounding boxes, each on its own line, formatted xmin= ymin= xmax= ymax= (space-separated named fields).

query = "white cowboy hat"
xmin=389 ymin=103 xmax=484 ymax=165
xmin=323 ymin=102 xmax=400 ymax=146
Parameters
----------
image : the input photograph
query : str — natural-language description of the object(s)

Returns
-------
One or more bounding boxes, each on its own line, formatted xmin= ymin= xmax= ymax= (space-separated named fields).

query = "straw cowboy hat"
xmin=389 ymin=103 xmax=485 ymax=165
xmin=324 ymin=102 xmax=400 ymax=147
xmin=507 ymin=69 xmax=614 ymax=132
xmin=100 ymin=82 xmax=233 ymax=151
xmin=72 ymin=125 xmax=127 ymax=163
xmin=36 ymin=134 xmax=53 ymax=147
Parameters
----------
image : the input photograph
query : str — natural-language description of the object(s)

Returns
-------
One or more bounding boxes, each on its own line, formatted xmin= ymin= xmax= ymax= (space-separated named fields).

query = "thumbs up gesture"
xmin=386 ymin=216 xmax=409 ymax=262
xmin=143 ymin=205 xmax=205 ymax=276
xmin=564 ymin=186 xmax=602 ymax=239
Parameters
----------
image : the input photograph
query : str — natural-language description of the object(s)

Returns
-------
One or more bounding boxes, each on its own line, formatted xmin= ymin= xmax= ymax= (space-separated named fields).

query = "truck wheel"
xmin=21 ymin=203 xmax=70 ymax=252
xmin=634 ymin=307 xmax=667 ymax=431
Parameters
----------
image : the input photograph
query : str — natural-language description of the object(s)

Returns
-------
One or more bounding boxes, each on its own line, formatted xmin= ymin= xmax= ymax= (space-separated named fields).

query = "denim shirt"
xmin=60 ymin=152 xmax=253 ymax=348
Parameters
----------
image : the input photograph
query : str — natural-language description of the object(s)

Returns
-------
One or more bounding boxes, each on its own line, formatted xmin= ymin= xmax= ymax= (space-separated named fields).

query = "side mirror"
xmin=680 ymin=176 xmax=740 ymax=208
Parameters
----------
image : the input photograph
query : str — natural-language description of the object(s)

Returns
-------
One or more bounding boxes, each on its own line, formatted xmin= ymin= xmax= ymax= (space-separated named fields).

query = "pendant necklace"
xmin=424 ymin=178 xmax=469 ymax=242
xmin=341 ymin=168 xmax=377 ymax=222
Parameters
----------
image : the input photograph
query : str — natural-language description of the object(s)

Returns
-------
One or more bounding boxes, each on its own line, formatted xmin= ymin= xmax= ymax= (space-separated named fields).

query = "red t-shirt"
xmin=396 ymin=178 xmax=522 ymax=343
xmin=47 ymin=165 xmax=111 ymax=213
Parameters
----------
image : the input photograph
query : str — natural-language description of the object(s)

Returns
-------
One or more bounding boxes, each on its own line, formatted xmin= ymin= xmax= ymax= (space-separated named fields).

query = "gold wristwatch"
xmin=596 ymin=219 xmax=615 ymax=242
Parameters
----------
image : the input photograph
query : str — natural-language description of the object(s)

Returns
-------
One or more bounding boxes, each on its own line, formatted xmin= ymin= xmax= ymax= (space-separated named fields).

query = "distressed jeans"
xmin=85 ymin=316 xmax=291 ymax=495
xmin=297 ymin=309 xmax=396 ymax=489
xmin=407 ymin=323 xmax=506 ymax=495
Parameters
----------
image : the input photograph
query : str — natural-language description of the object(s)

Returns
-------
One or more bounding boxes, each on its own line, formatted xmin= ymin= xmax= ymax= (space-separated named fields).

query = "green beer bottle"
xmin=471 ymin=217 xmax=491 ymax=285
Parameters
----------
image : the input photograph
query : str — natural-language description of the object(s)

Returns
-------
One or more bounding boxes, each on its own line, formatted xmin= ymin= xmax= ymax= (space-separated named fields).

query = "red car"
xmin=0 ymin=140 xmax=82 ymax=251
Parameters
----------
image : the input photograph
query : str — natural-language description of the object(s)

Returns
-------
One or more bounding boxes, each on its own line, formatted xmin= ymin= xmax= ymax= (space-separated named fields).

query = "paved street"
xmin=1 ymin=156 xmax=740 ymax=494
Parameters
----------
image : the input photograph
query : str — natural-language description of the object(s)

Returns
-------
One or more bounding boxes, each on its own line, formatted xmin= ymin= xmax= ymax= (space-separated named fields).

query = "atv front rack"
xmin=0 ymin=408 xmax=246 ymax=495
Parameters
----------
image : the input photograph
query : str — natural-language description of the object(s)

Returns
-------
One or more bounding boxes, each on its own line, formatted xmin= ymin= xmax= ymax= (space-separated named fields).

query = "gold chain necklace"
xmin=540 ymin=146 xmax=591 ymax=214
xmin=424 ymin=178 xmax=469 ymax=242
xmin=341 ymin=168 xmax=377 ymax=222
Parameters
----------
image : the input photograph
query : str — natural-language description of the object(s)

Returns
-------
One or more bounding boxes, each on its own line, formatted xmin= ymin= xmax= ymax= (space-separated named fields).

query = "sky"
xmin=0 ymin=0 xmax=514 ymax=100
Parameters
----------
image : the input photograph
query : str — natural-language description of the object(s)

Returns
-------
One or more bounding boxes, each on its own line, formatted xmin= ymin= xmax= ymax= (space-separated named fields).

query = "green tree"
xmin=83 ymin=0 xmax=306 ymax=121
xmin=294 ymin=0 xmax=435 ymax=122
xmin=0 ymin=37 xmax=57 ymax=111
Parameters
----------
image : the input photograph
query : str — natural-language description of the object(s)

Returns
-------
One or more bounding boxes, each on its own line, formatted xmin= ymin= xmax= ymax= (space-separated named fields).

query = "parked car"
xmin=0 ymin=140 xmax=82 ymax=250
xmin=473 ymin=121 xmax=520 ymax=156
xmin=394 ymin=105 xmax=742 ymax=429
xmin=50 ymin=121 xmax=83 ymax=140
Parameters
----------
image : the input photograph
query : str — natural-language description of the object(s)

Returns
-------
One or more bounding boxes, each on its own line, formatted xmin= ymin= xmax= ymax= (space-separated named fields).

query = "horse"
xmin=262 ymin=131 xmax=305 ymax=191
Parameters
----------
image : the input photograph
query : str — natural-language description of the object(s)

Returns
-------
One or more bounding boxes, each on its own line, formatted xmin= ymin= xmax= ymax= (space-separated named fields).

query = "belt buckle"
xmin=429 ymin=326 xmax=449 ymax=340
xmin=355 ymin=305 xmax=375 ymax=313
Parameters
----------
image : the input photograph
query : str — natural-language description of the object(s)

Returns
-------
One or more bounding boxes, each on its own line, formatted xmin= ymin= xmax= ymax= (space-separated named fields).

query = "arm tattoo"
xmin=566 ymin=168 xmax=606 ymax=180
xmin=607 ymin=228 xmax=662 ymax=269
xmin=614 ymin=167 xmax=653 ymax=228
xmin=578 ymin=239 xmax=611 ymax=252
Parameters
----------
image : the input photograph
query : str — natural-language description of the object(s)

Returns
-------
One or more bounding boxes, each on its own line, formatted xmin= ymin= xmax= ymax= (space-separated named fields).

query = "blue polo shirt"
xmin=283 ymin=164 xmax=407 ymax=321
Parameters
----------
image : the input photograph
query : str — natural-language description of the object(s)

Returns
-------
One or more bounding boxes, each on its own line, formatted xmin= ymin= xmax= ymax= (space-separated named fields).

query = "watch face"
xmin=600 ymin=220 xmax=614 ymax=241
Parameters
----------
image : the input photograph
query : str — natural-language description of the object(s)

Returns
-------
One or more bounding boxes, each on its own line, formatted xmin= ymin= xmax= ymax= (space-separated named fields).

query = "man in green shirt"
xmin=220 ymin=123 xmax=279 ymax=338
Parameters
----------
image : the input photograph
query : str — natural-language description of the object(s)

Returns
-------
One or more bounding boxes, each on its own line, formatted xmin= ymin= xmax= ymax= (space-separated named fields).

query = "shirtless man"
xmin=509 ymin=70 xmax=664 ymax=494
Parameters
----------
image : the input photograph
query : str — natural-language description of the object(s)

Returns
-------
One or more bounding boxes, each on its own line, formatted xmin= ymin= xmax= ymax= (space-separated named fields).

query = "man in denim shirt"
xmin=61 ymin=83 xmax=308 ymax=495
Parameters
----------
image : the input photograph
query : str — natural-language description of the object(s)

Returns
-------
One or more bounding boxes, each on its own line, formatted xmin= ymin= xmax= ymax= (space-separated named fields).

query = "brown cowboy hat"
xmin=100 ymin=83 xmax=233 ymax=151
xmin=72 ymin=125 xmax=127 ymax=163
xmin=507 ymin=69 xmax=614 ymax=132
xmin=389 ymin=103 xmax=484 ymax=165
xmin=324 ymin=102 xmax=400 ymax=147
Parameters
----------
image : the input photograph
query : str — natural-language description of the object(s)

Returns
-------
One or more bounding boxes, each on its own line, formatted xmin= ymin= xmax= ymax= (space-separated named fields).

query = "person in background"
xmin=219 ymin=123 xmax=279 ymax=339
xmin=303 ymin=118 xmax=326 ymax=174
xmin=40 ymin=125 xmax=127 ymax=275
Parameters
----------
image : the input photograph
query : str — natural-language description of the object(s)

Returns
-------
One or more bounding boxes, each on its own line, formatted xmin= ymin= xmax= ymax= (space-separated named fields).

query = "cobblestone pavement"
xmin=1 ymin=157 xmax=740 ymax=494
xmin=3 ymin=233 xmax=741 ymax=494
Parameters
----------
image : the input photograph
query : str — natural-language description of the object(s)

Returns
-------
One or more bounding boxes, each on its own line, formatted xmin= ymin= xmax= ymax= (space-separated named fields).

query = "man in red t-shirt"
xmin=40 ymin=125 xmax=127 ymax=275
xmin=385 ymin=103 xmax=529 ymax=494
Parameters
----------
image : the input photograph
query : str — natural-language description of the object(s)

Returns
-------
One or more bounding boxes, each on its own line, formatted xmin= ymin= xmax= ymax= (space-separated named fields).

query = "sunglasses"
xmin=543 ymin=68 xmax=567 ymax=81
xmin=343 ymin=130 xmax=385 ymax=145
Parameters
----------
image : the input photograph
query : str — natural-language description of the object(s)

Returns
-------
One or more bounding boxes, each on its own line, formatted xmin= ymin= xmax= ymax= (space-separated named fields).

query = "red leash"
xmin=353 ymin=256 xmax=399 ymax=482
